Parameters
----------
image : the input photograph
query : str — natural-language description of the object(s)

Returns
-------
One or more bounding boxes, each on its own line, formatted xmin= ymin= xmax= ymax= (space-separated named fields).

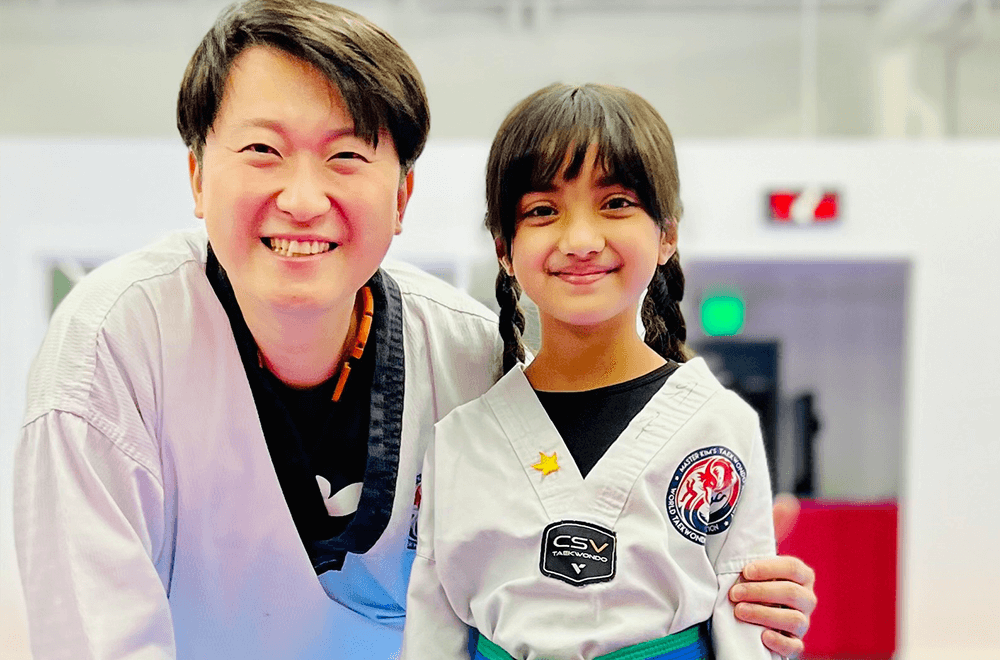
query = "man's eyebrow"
xmin=237 ymin=119 xmax=285 ymax=132
xmin=236 ymin=119 xmax=358 ymax=141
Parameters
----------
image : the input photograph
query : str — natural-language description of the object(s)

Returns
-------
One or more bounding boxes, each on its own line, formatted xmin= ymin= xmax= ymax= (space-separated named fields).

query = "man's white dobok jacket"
xmin=15 ymin=229 xmax=501 ymax=659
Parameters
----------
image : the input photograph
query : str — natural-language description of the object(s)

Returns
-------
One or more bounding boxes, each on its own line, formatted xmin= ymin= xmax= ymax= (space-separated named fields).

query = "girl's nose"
xmin=275 ymin=159 xmax=332 ymax=222
xmin=558 ymin=210 xmax=605 ymax=256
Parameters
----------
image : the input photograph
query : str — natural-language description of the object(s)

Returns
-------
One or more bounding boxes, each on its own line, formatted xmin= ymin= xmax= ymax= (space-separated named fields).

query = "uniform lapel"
xmin=482 ymin=359 xmax=722 ymax=530
xmin=582 ymin=363 xmax=709 ymax=527
xmin=482 ymin=365 xmax=582 ymax=520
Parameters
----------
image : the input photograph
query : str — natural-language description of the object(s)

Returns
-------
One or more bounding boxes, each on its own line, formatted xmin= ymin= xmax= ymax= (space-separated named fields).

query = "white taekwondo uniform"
xmin=14 ymin=229 xmax=501 ymax=660
xmin=403 ymin=361 xmax=780 ymax=660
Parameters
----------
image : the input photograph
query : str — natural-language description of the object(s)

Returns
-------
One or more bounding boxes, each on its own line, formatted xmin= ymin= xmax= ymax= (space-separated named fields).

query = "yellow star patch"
xmin=531 ymin=451 xmax=560 ymax=476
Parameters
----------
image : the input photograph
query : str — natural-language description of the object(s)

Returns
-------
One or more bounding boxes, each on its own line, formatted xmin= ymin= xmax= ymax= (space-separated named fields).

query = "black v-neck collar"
xmin=205 ymin=244 xmax=406 ymax=573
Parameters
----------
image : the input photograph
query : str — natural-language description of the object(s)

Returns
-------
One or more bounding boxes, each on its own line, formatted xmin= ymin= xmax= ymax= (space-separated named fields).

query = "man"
xmin=14 ymin=1 xmax=815 ymax=658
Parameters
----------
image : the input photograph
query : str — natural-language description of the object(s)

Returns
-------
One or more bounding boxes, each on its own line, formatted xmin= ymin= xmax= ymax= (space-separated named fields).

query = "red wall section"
xmin=777 ymin=500 xmax=898 ymax=660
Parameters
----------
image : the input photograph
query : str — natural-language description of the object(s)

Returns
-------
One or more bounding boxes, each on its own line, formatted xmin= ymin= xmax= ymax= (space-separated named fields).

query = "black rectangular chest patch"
xmin=539 ymin=521 xmax=616 ymax=586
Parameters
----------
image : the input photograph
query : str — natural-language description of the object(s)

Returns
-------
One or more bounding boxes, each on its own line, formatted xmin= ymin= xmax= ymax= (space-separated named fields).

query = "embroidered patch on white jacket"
xmin=539 ymin=520 xmax=616 ymax=586
xmin=666 ymin=445 xmax=746 ymax=545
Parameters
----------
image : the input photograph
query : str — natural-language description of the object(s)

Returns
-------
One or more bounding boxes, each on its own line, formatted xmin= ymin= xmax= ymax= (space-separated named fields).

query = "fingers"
xmin=734 ymin=554 xmax=818 ymax=657
xmin=742 ymin=556 xmax=816 ymax=590
xmin=771 ymin=493 xmax=801 ymax=543
xmin=733 ymin=600 xmax=811 ymax=637
xmin=762 ymin=628 xmax=805 ymax=659
xmin=730 ymin=579 xmax=817 ymax=616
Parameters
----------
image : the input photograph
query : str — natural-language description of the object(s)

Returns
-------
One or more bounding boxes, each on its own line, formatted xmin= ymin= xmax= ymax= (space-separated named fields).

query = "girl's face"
xmin=502 ymin=144 xmax=676 ymax=332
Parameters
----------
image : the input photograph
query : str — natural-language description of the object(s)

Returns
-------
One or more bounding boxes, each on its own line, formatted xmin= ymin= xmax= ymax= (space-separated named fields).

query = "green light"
xmin=701 ymin=294 xmax=745 ymax=337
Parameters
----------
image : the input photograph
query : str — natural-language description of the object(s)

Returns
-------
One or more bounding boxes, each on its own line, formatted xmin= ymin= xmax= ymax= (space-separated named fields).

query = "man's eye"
xmin=331 ymin=151 xmax=370 ymax=162
xmin=241 ymin=144 xmax=279 ymax=156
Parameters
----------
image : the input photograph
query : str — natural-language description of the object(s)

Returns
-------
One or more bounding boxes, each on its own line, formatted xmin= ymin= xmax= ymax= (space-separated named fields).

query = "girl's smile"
xmin=548 ymin=264 xmax=619 ymax=285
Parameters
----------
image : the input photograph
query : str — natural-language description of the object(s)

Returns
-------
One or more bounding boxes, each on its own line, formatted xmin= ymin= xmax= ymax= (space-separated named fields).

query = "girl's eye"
xmin=523 ymin=205 xmax=557 ymax=218
xmin=241 ymin=143 xmax=279 ymax=156
xmin=605 ymin=196 xmax=637 ymax=210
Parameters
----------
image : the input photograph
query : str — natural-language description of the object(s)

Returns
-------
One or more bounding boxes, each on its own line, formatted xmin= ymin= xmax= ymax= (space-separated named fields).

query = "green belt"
xmin=473 ymin=621 xmax=712 ymax=660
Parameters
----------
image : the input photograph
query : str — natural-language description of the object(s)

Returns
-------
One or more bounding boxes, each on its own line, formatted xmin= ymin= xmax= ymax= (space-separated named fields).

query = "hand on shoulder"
xmin=729 ymin=495 xmax=818 ymax=658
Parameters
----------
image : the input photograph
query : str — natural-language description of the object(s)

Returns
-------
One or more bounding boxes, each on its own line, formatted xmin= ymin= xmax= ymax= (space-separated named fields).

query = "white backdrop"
xmin=2 ymin=138 xmax=999 ymax=657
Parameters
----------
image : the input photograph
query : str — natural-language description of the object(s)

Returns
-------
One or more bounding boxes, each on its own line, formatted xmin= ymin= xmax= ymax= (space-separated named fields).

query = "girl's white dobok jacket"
xmin=403 ymin=361 xmax=780 ymax=660
xmin=14 ymin=229 xmax=502 ymax=660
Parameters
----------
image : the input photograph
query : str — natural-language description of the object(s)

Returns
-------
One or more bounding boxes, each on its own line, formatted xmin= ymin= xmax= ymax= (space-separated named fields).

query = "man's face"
xmin=190 ymin=45 xmax=411 ymax=320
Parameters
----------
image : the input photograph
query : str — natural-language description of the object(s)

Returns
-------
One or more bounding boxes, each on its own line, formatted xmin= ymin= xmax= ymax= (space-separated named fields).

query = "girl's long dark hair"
xmin=485 ymin=83 xmax=689 ymax=372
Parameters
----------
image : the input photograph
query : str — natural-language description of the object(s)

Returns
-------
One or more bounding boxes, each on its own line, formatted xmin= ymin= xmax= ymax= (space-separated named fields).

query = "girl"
xmin=402 ymin=83 xmax=780 ymax=660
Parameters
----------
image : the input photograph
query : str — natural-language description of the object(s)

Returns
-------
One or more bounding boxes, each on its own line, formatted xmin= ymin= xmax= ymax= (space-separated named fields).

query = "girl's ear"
xmin=495 ymin=237 xmax=514 ymax=276
xmin=658 ymin=219 xmax=678 ymax=265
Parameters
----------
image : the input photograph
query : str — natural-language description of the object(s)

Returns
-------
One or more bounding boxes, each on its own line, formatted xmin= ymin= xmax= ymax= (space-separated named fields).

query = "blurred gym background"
xmin=2 ymin=1 xmax=999 ymax=658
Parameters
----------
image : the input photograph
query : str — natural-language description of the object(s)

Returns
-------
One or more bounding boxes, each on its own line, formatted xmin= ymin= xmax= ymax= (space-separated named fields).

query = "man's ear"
xmin=394 ymin=169 xmax=415 ymax=235
xmin=658 ymin=218 xmax=678 ymax=265
xmin=495 ymin=237 xmax=514 ymax=276
xmin=188 ymin=151 xmax=204 ymax=219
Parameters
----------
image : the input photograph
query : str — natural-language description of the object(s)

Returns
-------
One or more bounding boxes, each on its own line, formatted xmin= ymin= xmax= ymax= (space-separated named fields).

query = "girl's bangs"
xmin=515 ymin=89 xmax=660 ymax=218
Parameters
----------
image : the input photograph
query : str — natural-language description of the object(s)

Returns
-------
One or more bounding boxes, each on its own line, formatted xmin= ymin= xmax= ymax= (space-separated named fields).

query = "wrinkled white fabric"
xmin=15 ymin=229 xmax=502 ymax=660
xmin=403 ymin=360 xmax=780 ymax=660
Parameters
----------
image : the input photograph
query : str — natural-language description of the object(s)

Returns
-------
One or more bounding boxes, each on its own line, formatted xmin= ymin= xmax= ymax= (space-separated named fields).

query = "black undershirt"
xmin=260 ymin=355 xmax=373 ymax=541
xmin=205 ymin=246 xmax=374 ymax=572
xmin=533 ymin=361 xmax=679 ymax=478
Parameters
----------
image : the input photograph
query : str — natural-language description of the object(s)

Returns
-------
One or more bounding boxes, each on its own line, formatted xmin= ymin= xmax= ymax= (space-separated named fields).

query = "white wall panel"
xmin=3 ymin=2 xmax=997 ymax=140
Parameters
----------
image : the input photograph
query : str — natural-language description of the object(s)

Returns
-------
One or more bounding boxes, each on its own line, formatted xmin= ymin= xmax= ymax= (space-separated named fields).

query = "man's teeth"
xmin=267 ymin=238 xmax=333 ymax=257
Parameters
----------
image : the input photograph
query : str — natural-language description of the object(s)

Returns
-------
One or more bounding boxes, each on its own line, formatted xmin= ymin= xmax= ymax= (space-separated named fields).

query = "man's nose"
xmin=275 ymin=159 xmax=332 ymax=221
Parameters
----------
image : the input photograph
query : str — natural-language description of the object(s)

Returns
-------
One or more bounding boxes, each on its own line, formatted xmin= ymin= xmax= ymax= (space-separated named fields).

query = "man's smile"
xmin=261 ymin=237 xmax=337 ymax=258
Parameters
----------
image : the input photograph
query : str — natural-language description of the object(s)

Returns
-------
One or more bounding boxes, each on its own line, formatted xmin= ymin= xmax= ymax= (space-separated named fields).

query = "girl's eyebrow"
xmin=526 ymin=182 xmax=558 ymax=194
xmin=523 ymin=169 xmax=623 ymax=194
xmin=596 ymin=173 xmax=625 ymax=188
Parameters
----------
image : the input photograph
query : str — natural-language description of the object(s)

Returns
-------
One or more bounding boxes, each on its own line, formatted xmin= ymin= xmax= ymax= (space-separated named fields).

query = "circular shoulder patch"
xmin=666 ymin=446 xmax=747 ymax=545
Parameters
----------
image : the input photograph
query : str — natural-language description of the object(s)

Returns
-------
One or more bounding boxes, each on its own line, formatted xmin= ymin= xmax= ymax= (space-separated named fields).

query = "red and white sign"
xmin=767 ymin=189 xmax=840 ymax=224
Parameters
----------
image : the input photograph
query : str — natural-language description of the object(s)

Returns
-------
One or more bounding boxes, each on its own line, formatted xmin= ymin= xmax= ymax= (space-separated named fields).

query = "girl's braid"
xmin=495 ymin=269 xmax=526 ymax=373
xmin=642 ymin=251 xmax=688 ymax=363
